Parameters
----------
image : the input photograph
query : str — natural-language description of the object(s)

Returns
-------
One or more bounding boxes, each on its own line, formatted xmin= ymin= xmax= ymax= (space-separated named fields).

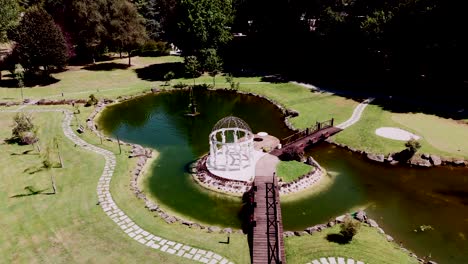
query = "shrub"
xmin=173 ymin=82 xmax=188 ymax=89
xmin=138 ymin=40 xmax=170 ymax=57
xmin=340 ymin=215 xmax=361 ymax=241
xmin=85 ymin=94 xmax=98 ymax=107
xmin=164 ymin=71 xmax=175 ymax=86
xmin=11 ymin=113 xmax=38 ymax=145
xmin=405 ymin=138 xmax=421 ymax=154
xmin=280 ymin=145 xmax=304 ymax=161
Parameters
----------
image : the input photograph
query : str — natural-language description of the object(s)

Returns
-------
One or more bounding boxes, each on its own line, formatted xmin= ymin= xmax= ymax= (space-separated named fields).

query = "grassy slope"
xmin=0 ymin=108 xmax=249 ymax=263
xmin=334 ymin=104 xmax=468 ymax=159
xmin=276 ymin=160 xmax=313 ymax=182
xmin=285 ymin=226 xmax=419 ymax=264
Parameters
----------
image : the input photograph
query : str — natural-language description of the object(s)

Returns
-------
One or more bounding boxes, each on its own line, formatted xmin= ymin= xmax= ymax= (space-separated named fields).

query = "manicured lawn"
xmin=333 ymin=104 xmax=468 ymax=159
xmin=276 ymin=160 xmax=314 ymax=182
xmin=285 ymin=225 xmax=419 ymax=264
xmin=0 ymin=107 xmax=249 ymax=263
xmin=0 ymin=56 xmax=182 ymax=102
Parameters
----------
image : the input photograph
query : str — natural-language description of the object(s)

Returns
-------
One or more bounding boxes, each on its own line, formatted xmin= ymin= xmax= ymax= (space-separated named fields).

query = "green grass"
xmin=285 ymin=225 xmax=419 ymax=264
xmin=333 ymin=104 xmax=468 ymax=159
xmin=276 ymin=160 xmax=313 ymax=182
xmin=0 ymin=56 xmax=182 ymax=102
xmin=0 ymin=107 xmax=249 ymax=263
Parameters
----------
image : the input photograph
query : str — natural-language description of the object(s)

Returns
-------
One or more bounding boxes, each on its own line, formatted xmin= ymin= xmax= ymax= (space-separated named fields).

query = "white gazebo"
xmin=208 ymin=116 xmax=255 ymax=172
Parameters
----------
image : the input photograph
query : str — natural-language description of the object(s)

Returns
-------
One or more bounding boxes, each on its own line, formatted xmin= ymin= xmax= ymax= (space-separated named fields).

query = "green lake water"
xmin=99 ymin=90 xmax=468 ymax=264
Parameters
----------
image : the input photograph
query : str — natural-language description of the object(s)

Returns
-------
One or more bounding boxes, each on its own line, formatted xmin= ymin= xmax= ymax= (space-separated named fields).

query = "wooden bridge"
xmin=270 ymin=118 xmax=342 ymax=157
xmin=251 ymin=175 xmax=285 ymax=264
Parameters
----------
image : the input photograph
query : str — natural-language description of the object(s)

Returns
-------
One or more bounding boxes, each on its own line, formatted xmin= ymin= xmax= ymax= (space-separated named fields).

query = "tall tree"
xmin=11 ymin=6 xmax=68 ymax=75
xmin=201 ymin=48 xmax=223 ymax=87
xmin=70 ymin=0 xmax=108 ymax=63
xmin=175 ymin=0 xmax=234 ymax=56
xmin=0 ymin=0 xmax=20 ymax=42
xmin=131 ymin=0 xmax=176 ymax=40
xmin=110 ymin=0 xmax=147 ymax=66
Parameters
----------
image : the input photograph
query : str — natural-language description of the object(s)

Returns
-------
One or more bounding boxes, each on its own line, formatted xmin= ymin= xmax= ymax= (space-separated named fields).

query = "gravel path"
xmin=0 ymin=108 xmax=233 ymax=264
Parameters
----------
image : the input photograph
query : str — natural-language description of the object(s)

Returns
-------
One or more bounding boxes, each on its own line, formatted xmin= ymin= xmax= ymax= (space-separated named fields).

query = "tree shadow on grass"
xmin=326 ymin=233 xmax=351 ymax=245
xmin=0 ymin=78 xmax=18 ymax=88
xmin=134 ymin=62 xmax=184 ymax=82
xmin=83 ymin=62 xmax=131 ymax=71
xmin=10 ymin=186 xmax=49 ymax=198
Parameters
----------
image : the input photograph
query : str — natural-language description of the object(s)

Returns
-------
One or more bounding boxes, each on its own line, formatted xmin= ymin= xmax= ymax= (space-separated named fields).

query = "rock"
xmin=335 ymin=215 xmax=347 ymax=223
xmin=386 ymin=235 xmax=394 ymax=242
xmin=208 ymin=226 xmax=221 ymax=233
xmin=454 ymin=160 xmax=466 ymax=166
xmin=294 ymin=231 xmax=303 ymax=236
xmin=410 ymin=253 xmax=417 ymax=258
xmin=151 ymin=87 xmax=160 ymax=93
xmin=429 ymin=155 xmax=442 ymax=166
xmin=377 ymin=227 xmax=385 ymax=234
xmin=222 ymin=228 xmax=233 ymax=234
xmin=355 ymin=210 xmax=367 ymax=222
xmin=287 ymin=109 xmax=299 ymax=117
xmin=390 ymin=160 xmax=399 ymax=165
xmin=426 ymin=261 xmax=438 ymax=264
xmin=283 ymin=231 xmax=295 ymax=237
xmin=421 ymin=153 xmax=430 ymax=160
xmin=367 ymin=219 xmax=379 ymax=228
xmin=327 ymin=221 xmax=335 ymax=227
xmin=367 ymin=153 xmax=385 ymax=162
xmin=164 ymin=216 xmax=177 ymax=224
xmin=305 ymin=226 xmax=318 ymax=235
xmin=410 ymin=158 xmax=432 ymax=167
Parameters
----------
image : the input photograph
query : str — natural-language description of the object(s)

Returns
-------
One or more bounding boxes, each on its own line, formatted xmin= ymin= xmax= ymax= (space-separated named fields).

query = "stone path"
xmin=307 ymin=257 xmax=365 ymax=264
xmin=336 ymin=98 xmax=374 ymax=129
xmin=0 ymin=108 xmax=233 ymax=264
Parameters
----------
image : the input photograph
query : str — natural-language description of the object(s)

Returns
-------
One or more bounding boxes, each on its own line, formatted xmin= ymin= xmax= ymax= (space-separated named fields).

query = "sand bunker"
xmin=375 ymin=127 xmax=421 ymax=141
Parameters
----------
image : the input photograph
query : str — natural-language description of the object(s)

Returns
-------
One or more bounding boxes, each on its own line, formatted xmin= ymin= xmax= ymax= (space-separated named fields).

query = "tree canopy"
xmin=11 ymin=6 xmax=68 ymax=74
xmin=0 ymin=0 xmax=20 ymax=42
xmin=174 ymin=0 xmax=234 ymax=55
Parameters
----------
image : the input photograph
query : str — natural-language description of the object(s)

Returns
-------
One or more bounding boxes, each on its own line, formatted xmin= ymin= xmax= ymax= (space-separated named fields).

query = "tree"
xmin=340 ymin=215 xmax=360 ymax=241
xmin=184 ymin=55 xmax=200 ymax=86
xmin=202 ymin=48 xmax=223 ymax=87
xmin=109 ymin=0 xmax=147 ymax=66
xmin=42 ymin=145 xmax=57 ymax=194
xmin=163 ymin=71 xmax=175 ymax=86
xmin=0 ymin=0 xmax=20 ymax=42
xmin=132 ymin=0 xmax=177 ymax=40
xmin=405 ymin=138 xmax=421 ymax=155
xmin=175 ymin=0 xmax=233 ymax=55
xmin=11 ymin=6 xmax=68 ymax=75
xmin=70 ymin=0 xmax=108 ymax=63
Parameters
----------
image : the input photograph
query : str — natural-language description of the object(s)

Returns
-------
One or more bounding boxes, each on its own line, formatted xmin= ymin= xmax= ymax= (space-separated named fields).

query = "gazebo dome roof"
xmin=212 ymin=116 xmax=252 ymax=132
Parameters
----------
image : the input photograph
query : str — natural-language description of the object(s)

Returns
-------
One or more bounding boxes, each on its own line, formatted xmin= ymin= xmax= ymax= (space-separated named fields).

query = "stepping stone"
xmin=337 ymin=257 xmax=346 ymax=264
xmin=320 ymin=258 xmax=329 ymax=264
xmin=347 ymin=259 xmax=355 ymax=264
xmin=356 ymin=262 xmax=364 ymax=264
xmin=328 ymin=257 xmax=337 ymax=264
xmin=312 ymin=260 xmax=321 ymax=264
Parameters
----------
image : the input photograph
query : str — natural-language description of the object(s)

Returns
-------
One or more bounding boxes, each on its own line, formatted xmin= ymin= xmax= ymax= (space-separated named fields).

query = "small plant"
xmin=405 ymin=138 xmax=421 ymax=154
xmin=225 ymin=74 xmax=240 ymax=90
xmin=163 ymin=71 xmax=175 ymax=86
xmin=85 ymin=94 xmax=98 ymax=107
xmin=11 ymin=113 xmax=38 ymax=145
xmin=340 ymin=215 xmax=361 ymax=241
xmin=173 ymin=82 xmax=188 ymax=89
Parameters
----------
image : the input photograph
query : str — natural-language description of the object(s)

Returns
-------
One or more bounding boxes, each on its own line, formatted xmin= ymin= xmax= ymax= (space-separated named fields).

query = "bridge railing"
xmin=266 ymin=179 xmax=282 ymax=264
xmin=280 ymin=118 xmax=334 ymax=146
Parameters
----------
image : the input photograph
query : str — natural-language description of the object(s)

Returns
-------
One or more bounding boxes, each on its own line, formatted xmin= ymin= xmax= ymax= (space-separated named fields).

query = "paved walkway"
xmin=336 ymin=98 xmax=374 ymax=129
xmin=0 ymin=108 xmax=233 ymax=264
xmin=307 ymin=257 xmax=365 ymax=264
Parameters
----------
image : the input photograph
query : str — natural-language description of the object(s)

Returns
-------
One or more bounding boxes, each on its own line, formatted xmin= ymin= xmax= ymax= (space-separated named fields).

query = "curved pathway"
xmin=291 ymin=81 xmax=374 ymax=129
xmin=0 ymin=108 xmax=233 ymax=264
xmin=336 ymin=98 xmax=374 ymax=129
xmin=307 ymin=257 xmax=365 ymax=264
